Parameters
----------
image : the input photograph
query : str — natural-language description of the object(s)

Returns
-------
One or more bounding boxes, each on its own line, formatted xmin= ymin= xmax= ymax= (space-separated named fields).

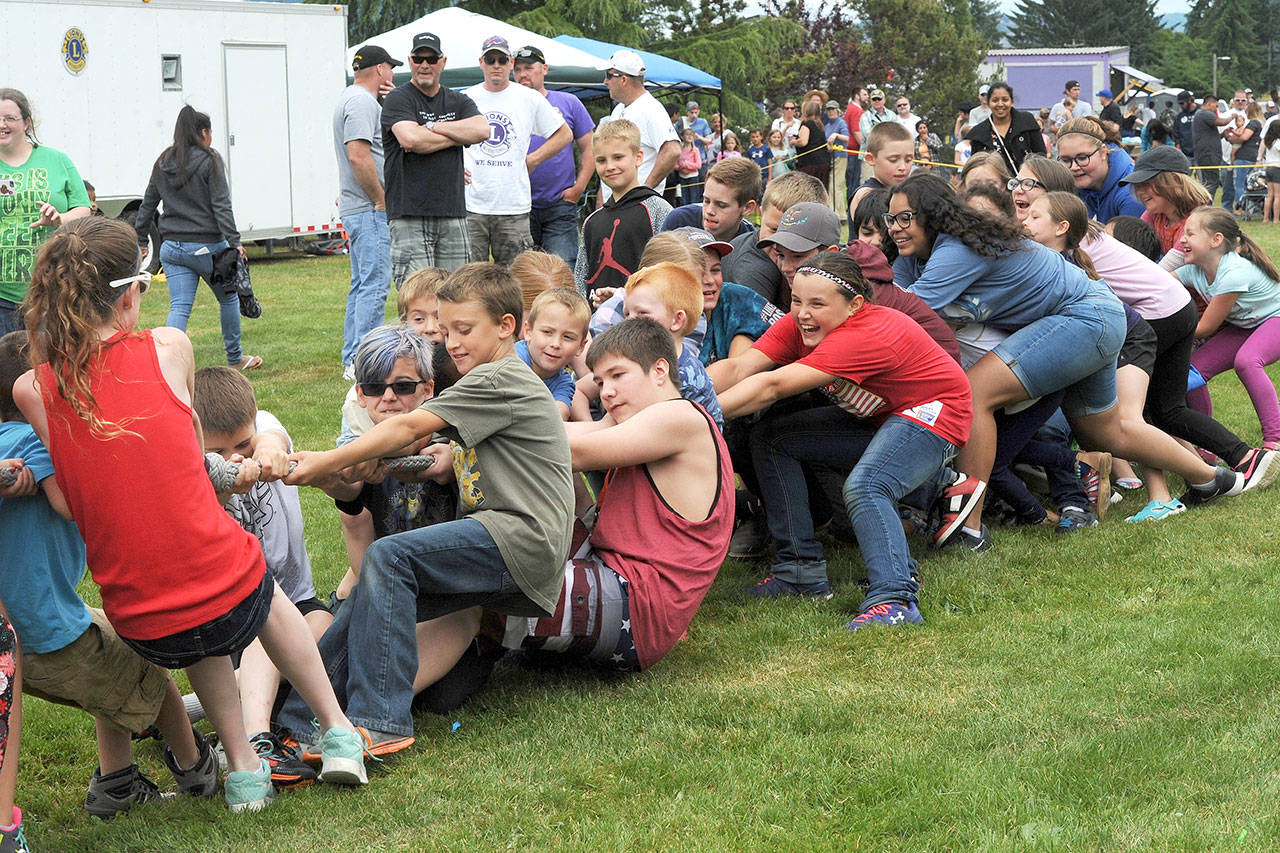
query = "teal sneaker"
xmin=1125 ymin=498 xmax=1186 ymax=522
xmin=316 ymin=727 xmax=368 ymax=786
xmin=224 ymin=757 xmax=275 ymax=813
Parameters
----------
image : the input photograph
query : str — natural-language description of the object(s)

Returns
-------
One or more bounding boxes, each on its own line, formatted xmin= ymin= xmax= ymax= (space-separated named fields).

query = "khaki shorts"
xmin=23 ymin=609 xmax=169 ymax=733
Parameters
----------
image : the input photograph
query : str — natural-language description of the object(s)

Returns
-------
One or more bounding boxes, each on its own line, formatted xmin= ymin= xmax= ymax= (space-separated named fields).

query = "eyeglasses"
xmin=896 ymin=103 xmax=909 ymax=109
xmin=1007 ymin=177 xmax=1046 ymax=192
xmin=1058 ymin=145 xmax=1102 ymax=168
xmin=108 ymin=269 xmax=151 ymax=294
xmin=882 ymin=211 xmax=919 ymax=230
xmin=0 ymin=115 xmax=23 ymax=125
xmin=483 ymin=54 xmax=510 ymax=66
xmin=359 ymin=380 xmax=429 ymax=397
xmin=783 ymin=105 xmax=796 ymax=110
xmin=870 ymin=96 xmax=884 ymax=101
xmin=409 ymin=53 xmax=441 ymax=65
xmin=604 ymin=71 xmax=626 ymax=80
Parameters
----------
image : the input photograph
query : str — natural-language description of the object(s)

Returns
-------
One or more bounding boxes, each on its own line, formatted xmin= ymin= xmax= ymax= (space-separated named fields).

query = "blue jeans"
xmin=341 ymin=209 xmax=391 ymax=365
xmin=529 ymin=201 xmax=579 ymax=267
xmin=275 ymin=518 xmax=543 ymax=737
xmin=751 ymin=406 xmax=953 ymax=605
xmin=0 ymin=299 xmax=19 ymax=337
xmin=160 ymin=239 xmax=242 ymax=365
xmin=1233 ymin=158 xmax=1253 ymax=209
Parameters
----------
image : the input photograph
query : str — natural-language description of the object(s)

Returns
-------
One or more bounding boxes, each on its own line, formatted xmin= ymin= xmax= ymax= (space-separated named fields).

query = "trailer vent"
xmin=161 ymin=55 xmax=182 ymax=91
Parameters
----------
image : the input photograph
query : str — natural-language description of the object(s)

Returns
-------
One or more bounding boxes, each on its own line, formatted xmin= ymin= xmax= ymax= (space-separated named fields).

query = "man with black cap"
xmin=514 ymin=44 xmax=595 ymax=267
xmin=462 ymin=35 xmax=570 ymax=265
xmin=1173 ymin=91 xmax=1198 ymax=156
xmin=381 ymin=32 xmax=489 ymax=281
xmin=334 ymin=44 xmax=400 ymax=379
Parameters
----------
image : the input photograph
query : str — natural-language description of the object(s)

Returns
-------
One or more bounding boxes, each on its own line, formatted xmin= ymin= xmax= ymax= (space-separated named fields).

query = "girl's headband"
xmin=796 ymin=265 xmax=858 ymax=297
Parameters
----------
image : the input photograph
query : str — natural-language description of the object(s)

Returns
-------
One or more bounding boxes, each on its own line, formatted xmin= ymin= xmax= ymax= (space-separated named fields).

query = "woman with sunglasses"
xmin=1054 ymin=115 xmax=1145 ymax=223
xmin=135 ymin=106 xmax=259 ymax=370
xmin=888 ymin=174 xmax=1244 ymax=548
xmin=963 ymin=82 xmax=1045 ymax=174
xmin=0 ymin=87 xmax=91 ymax=336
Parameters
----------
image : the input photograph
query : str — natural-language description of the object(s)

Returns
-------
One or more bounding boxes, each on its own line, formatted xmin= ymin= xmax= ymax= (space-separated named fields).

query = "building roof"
xmin=986 ymin=46 xmax=1128 ymax=56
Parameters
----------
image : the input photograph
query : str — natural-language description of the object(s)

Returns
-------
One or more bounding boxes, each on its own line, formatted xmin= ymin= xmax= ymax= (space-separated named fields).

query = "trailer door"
xmin=222 ymin=43 xmax=293 ymax=233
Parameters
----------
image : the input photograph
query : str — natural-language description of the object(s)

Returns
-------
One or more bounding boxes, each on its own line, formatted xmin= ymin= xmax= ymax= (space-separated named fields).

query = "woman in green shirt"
xmin=0 ymin=88 xmax=91 ymax=334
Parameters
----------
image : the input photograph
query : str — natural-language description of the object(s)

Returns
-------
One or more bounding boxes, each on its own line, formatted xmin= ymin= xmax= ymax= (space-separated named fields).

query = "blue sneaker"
xmin=1055 ymin=506 xmax=1097 ymax=534
xmin=224 ymin=757 xmax=275 ymax=812
xmin=316 ymin=727 xmax=368 ymax=786
xmin=1125 ymin=498 xmax=1186 ymax=522
xmin=744 ymin=575 xmax=833 ymax=600
xmin=844 ymin=601 xmax=923 ymax=631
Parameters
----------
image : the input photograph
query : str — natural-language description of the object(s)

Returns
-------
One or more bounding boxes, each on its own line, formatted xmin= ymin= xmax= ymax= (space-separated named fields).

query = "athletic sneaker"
xmin=315 ymin=727 xmax=368 ymax=786
xmin=1125 ymin=498 xmax=1186 ymax=522
xmin=727 ymin=512 xmax=770 ymax=559
xmin=342 ymin=363 xmax=356 ymax=382
xmin=224 ymin=757 xmax=275 ymax=813
xmin=301 ymin=726 xmax=415 ymax=767
xmin=84 ymin=764 xmax=175 ymax=820
xmin=931 ymin=474 xmax=987 ymax=547
xmin=163 ymin=730 xmax=219 ymax=798
xmin=844 ymin=601 xmax=923 ymax=631
xmin=744 ymin=575 xmax=834 ymax=600
xmin=941 ymin=524 xmax=991 ymax=552
xmin=1055 ymin=506 xmax=1098 ymax=533
xmin=1233 ymin=448 xmax=1280 ymax=492
xmin=1179 ymin=466 xmax=1245 ymax=506
xmin=250 ymin=731 xmax=317 ymax=789
xmin=0 ymin=807 xmax=31 ymax=853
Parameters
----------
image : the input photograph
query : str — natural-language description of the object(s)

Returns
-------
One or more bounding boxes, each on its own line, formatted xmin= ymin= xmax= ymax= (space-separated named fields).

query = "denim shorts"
xmin=993 ymin=285 xmax=1126 ymax=417
xmin=121 ymin=570 xmax=273 ymax=669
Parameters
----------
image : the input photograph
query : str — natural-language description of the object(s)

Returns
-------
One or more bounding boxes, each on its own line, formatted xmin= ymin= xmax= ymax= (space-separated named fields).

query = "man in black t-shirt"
xmin=381 ymin=32 xmax=490 ymax=283
xmin=1192 ymin=94 xmax=1233 ymax=207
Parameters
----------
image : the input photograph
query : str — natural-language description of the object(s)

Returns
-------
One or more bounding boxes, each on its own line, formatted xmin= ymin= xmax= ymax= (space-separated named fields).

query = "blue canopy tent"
xmin=551 ymin=35 xmax=721 ymax=101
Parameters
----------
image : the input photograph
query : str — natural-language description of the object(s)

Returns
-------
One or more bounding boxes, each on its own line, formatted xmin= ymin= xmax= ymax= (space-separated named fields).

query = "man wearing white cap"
xmin=969 ymin=85 xmax=992 ymax=128
xmin=464 ymin=35 xmax=572 ymax=264
xmin=596 ymin=49 xmax=679 ymax=205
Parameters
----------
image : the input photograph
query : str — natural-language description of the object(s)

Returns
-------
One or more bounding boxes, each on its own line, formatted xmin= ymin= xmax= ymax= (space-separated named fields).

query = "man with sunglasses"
xmin=463 ymin=36 xmax=571 ymax=265
xmin=595 ymin=50 xmax=680 ymax=206
xmin=381 ymin=32 xmax=489 ymax=282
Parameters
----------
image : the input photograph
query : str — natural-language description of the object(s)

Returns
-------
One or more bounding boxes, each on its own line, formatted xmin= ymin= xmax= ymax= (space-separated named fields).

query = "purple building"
xmin=980 ymin=46 xmax=1136 ymax=112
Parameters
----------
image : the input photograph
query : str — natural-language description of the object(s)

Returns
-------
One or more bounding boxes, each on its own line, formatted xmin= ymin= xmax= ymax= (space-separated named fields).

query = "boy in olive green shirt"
xmin=280 ymin=262 xmax=573 ymax=752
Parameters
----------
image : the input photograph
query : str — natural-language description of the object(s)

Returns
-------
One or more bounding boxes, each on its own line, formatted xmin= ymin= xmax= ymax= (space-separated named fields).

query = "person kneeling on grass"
xmin=710 ymin=252 xmax=972 ymax=629
xmin=498 ymin=317 xmax=733 ymax=669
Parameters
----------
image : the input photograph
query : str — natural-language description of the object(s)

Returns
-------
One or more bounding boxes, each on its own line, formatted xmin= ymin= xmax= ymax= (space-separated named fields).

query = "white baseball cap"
xmin=597 ymin=49 xmax=644 ymax=77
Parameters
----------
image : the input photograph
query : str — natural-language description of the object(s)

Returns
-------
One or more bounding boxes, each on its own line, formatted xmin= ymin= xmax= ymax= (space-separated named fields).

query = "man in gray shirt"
xmin=334 ymin=44 xmax=399 ymax=379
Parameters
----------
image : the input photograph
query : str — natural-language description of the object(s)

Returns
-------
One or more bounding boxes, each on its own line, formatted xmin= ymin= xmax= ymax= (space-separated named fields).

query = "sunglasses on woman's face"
xmin=359 ymin=380 xmax=428 ymax=397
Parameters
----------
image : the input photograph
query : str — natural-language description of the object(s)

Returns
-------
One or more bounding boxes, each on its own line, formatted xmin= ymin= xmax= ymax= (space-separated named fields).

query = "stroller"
xmin=1239 ymin=168 xmax=1267 ymax=220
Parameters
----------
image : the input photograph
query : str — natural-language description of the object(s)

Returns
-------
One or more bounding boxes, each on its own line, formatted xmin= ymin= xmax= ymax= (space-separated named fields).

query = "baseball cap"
xmin=1096 ymin=88 xmax=1113 ymax=99
xmin=514 ymin=45 xmax=545 ymax=64
xmin=869 ymin=88 xmax=885 ymax=101
xmin=411 ymin=33 xmax=443 ymax=57
xmin=352 ymin=44 xmax=402 ymax=71
xmin=1177 ymin=90 xmax=1194 ymax=103
xmin=674 ymin=227 xmax=733 ymax=258
xmin=825 ymin=99 xmax=840 ymax=110
xmin=1065 ymin=79 xmax=1080 ymax=89
xmin=758 ymin=203 xmax=841 ymax=253
xmin=481 ymin=35 xmax=512 ymax=57
xmin=596 ymin=49 xmax=645 ymax=77
xmin=978 ymin=84 xmax=990 ymax=95
xmin=1119 ymin=146 xmax=1191 ymax=184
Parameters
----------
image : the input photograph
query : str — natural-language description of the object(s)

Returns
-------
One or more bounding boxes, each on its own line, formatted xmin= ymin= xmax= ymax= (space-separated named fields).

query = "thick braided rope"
xmin=204 ymin=452 xmax=435 ymax=491
xmin=0 ymin=467 xmax=16 ymax=487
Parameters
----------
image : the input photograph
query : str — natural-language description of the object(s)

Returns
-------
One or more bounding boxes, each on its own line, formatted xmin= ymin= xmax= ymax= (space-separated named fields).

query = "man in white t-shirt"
xmin=770 ymin=98 xmax=801 ymax=148
xmin=596 ymin=49 xmax=679 ymax=205
xmin=1064 ymin=80 xmax=1092 ymax=117
xmin=464 ymin=35 xmax=571 ymax=264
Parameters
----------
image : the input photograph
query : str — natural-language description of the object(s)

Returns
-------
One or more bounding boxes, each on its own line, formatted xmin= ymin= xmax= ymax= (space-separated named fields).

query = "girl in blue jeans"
xmin=712 ymin=252 xmax=973 ymax=630
xmin=136 ymin=105 xmax=259 ymax=370
xmin=889 ymin=174 xmax=1242 ymax=547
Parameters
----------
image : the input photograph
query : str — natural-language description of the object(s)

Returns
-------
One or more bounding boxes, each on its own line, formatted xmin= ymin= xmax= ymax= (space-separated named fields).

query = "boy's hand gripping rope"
xmin=204 ymin=452 xmax=435 ymax=492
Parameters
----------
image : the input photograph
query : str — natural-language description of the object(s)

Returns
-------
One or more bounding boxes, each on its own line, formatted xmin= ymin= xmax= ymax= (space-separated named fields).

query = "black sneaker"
xmin=743 ymin=575 xmax=834 ymax=600
xmin=1179 ymin=466 xmax=1245 ymax=506
xmin=164 ymin=729 xmax=219 ymax=798
xmin=84 ymin=764 xmax=175 ymax=820
xmin=250 ymin=731 xmax=318 ymax=789
xmin=0 ymin=807 xmax=31 ymax=853
xmin=1055 ymin=506 xmax=1098 ymax=534
xmin=940 ymin=524 xmax=992 ymax=551
xmin=1233 ymin=448 xmax=1280 ymax=492
xmin=728 ymin=512 xmax=770 ymax=559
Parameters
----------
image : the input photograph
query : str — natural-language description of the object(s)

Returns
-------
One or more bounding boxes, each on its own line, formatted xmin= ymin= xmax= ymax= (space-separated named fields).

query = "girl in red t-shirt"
xmin=14 ymin=218 xmax=367 ymax=811
xmin=712 ymin=251 xmax=972 ymax=631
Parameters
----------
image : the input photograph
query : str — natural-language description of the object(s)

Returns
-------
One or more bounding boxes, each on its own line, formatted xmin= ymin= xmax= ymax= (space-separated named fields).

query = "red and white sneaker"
xmin=931 ymin=474 xmax=987 ymax=547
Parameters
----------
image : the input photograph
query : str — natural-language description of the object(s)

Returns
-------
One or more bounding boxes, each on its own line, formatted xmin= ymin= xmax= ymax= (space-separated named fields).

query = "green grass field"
xmin=17 ymin=227 xmax=1280 ymax=851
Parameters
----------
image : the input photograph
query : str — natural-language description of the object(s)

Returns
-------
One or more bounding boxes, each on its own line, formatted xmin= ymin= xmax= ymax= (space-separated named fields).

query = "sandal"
xmin=235 ymin=355 xmax=263 ymax=371
xmin=1125 ymin=499 xmax=1186 ymax=523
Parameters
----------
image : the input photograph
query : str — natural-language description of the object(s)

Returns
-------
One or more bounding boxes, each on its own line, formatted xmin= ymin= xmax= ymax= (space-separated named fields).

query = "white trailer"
xmin=5 ymin=0 xmax=349 ymax=261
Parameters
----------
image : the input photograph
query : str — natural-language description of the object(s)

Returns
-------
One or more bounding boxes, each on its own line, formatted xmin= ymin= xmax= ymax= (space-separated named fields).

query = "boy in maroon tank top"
xmin=502 ymin=317 xmax=734 ymax=670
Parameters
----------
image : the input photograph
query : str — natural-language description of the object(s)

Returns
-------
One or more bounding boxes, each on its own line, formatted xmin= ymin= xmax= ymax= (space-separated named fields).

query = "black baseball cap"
xmin=1177 ymin=90 xmax=1194 ymax=103
xmin=352 ymin=44 xmax=402 ymax=71
xmin=514 ymin=45 xmax=545 ymax=64
xmin=1120 ymin=146 xmax=1191 ymax=184
xmin=411 ymin=33 xmax=443 ymax=57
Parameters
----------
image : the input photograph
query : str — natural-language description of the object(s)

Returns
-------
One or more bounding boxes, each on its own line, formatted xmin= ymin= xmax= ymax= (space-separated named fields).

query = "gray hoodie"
xmin=135 ymin=146 xmax=240 ymax=246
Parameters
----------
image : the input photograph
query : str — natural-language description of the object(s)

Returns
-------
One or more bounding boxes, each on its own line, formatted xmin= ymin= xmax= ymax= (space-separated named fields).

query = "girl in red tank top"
xmin=14 ymin=218 xmax=367 ymax=810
